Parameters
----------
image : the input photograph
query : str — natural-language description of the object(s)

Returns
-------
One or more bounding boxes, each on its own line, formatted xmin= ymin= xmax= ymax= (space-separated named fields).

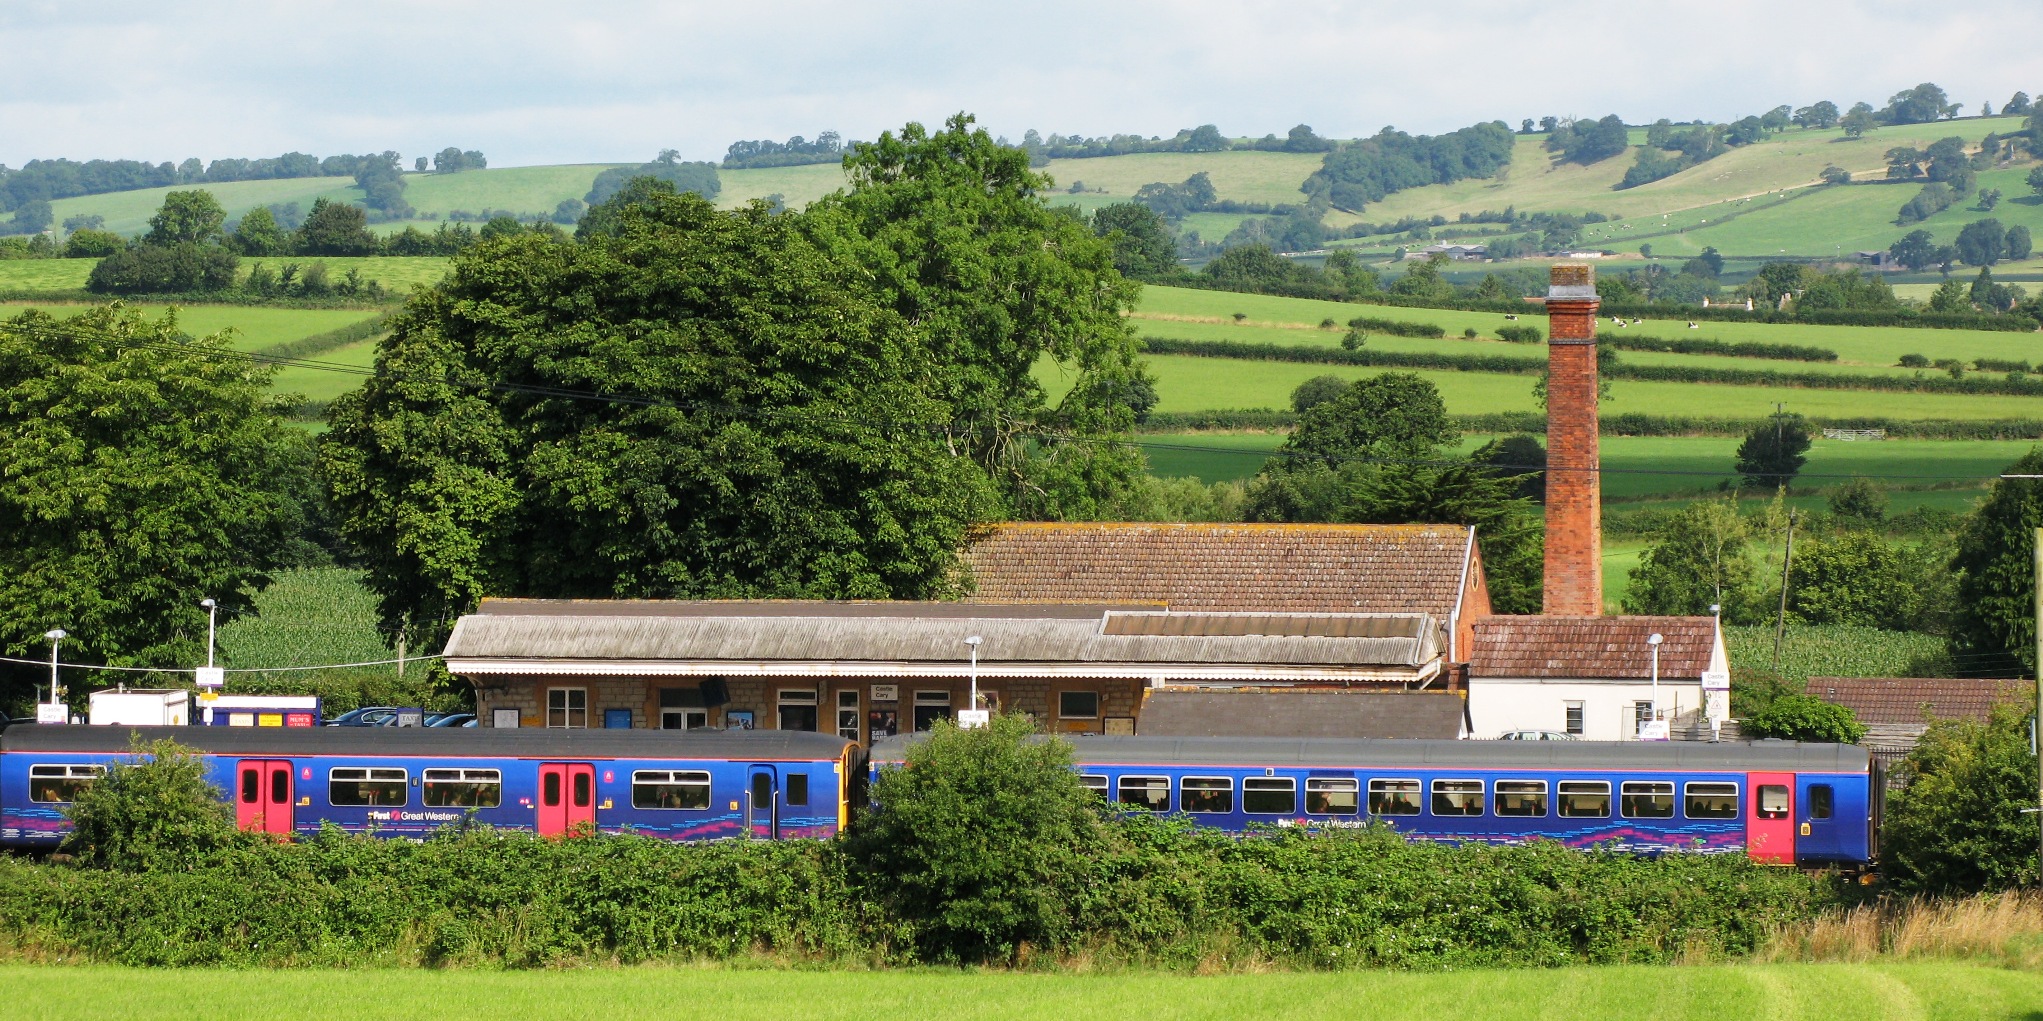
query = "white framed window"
xmin=1079 ymin=774 xmax=1109 ymax=798
xmin=778 ymin=689 xmax=819 ymax=732
xmin=1621 ymin=780 xmax=1676 ymax=818
xmin=329 ymin=767 xmax=407 ymax=806
xmin=1633 ymin=701 xmax=1654 ymax=737
xmin=28 ymin=764 xmax=103 ymax=803
xmin=547 ymin=687 xmax=588 ymax=729
xmin=1558 ymin=780 xmax=1611 ymax=818
xmin=1243 ymin=777 xmax=1296 ymax=815
xmin=836 ymin=689 xmax=861 ymax=742
xmin=912 ymin=689 xmax=952 ymax=732
xmin=1495 ymin=780 xmax=1548 ymax=817
xmin=423 ymin=768 xmax=501 ymax=808
xmin=1431 ymin=779 xmax=1485 ymax=816
xmin=1116 ymin=775 xmax=1169 ymax=811
xmin=632 ymin=770 xmax=712 ymax=810
xmin=1564 ymin=701 xmax=1585 ymax=736
xmin=1305 ymin=777 xmax=1359 ymax=815
xmin=1684 ymin=782 xmax=1739 ymax=819
xmin=1368 ymin=778 xmax=1421 ymax=816
xmin=1179 ymin=776 xmax=1234 ymax=814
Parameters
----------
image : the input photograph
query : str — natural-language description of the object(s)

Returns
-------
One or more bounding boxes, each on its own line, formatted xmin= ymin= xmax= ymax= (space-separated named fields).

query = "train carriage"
xmin=870 ymin=735 xmax=1874 ymax=868
xmin=0 ymin=724 xmax=858 ymax=848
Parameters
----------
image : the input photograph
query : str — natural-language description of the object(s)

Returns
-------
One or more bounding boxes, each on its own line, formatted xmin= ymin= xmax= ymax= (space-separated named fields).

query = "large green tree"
xmin=1734 ymin=411 xmax=1812 ymax=491
xmin=1089 ymin=202 xmax=1177 ymax=278
xmin=143 ymin=190 xmax=226 ymax=246
xmin=1883 ymin=703 xmax=2040 ymax=893
xmin=820 ymin=114 xmax=1152 ymax=520
xmin=0 ymin=306 xmax=316 ymax=711
xmin=1623 ymin=498 xmax=1763 ymax=622
xmin=295 ymin=198 xmax=379 ymax=256
xmin=1950 ymin=450 xmax=2043 ymax=675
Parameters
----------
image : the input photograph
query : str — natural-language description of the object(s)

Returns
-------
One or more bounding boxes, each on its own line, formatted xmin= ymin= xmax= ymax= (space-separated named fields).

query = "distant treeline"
xmin=1141 ymin=408 xmax=2043 ymax=442
xmin=721 ymin=132 xmax=848 ymax=169
xmin=1304 ymin=122 xmax=1517 ymax=213
xmin=0 ymin=150 xmax=467 ymax=214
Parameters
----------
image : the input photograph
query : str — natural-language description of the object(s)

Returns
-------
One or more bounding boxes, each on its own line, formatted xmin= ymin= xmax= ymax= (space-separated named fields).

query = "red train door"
xmin=1745 ymin=772 xmax=1796 ymax=864
xmin=235 ymin=759 xmax=294 ymax=835
xmin=537 ymin=763 xmax=596 ymax=837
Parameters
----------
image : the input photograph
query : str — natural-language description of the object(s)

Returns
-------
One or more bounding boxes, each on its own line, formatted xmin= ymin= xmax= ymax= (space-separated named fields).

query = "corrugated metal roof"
xmin=1102 ymin=612 xmax=1423 ymax=639
xmin=445 ymin=612 xmax=1440 ymax=668
xmin=476 ymin=599 xmax=1155 ymax=619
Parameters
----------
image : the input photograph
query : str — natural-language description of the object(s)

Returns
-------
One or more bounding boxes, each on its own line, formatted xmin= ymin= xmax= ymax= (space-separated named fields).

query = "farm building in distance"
xmin=1804 ymin=677 xmax=2026 ymax=762
xmin=1466 ymin=616 xmax=1725 ymax=741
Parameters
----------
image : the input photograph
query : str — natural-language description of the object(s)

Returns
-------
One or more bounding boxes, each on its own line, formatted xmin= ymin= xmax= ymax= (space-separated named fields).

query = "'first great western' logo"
xmin=365 ymin=810 xmax=468 ymax=824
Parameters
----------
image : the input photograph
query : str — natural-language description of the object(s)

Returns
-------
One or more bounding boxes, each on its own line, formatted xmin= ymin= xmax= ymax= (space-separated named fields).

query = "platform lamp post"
xmin=44 ymin=628 xmax=66 ymax=714
xmin=201 ymin=598 xmax=217 ymax=670
xmin=1647 ymin=632 xmax=1664 ymax=737
xmin=964 ymin=635 xmax=982 ymax=712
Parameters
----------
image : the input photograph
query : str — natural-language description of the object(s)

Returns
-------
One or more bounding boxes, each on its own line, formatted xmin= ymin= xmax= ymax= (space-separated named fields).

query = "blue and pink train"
xmin=871 ymin=734 xmax=1876 ymax=868
xmin=0 ymin=724 xmax=858 ymax=847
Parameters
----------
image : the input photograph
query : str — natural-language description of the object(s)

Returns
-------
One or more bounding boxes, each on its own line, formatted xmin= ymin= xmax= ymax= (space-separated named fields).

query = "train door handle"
xmin=1799 ymin=822 xmax=1811 ymax=836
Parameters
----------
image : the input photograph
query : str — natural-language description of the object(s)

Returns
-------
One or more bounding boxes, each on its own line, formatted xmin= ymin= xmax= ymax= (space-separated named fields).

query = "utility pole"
xmin=1772 ymin=511 xmax=1796 ymax=674
xmin=2033 ymin=527 xmax=2041 ymax=885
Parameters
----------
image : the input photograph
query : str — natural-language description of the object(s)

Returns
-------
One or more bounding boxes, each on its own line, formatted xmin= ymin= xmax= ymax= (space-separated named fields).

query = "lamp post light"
xmin=1647 ymin=632 xmax=1664 ymax=736
xmin=964 ymin=635 xmax=982 ymax=712
xmin=44 ymin=628 xmax=67 ymax=710
xmin=200 ymin=598 xmax=217 ymax=669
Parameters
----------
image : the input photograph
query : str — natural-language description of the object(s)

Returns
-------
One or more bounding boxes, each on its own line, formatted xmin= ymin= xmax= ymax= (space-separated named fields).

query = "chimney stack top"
xmin=1548 ymin=263 xmax=1597 ymax=300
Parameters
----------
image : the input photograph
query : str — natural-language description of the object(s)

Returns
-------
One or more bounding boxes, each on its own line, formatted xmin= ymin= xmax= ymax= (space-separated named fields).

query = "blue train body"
xmin=871 ymin=734 xmax=1875 ymax=867
xmin=0 ymin=725 xmax=856 ymax=848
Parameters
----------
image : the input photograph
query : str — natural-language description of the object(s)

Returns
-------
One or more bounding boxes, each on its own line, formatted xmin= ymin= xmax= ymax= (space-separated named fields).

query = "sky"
xmin=4 ymin=1 xmax=2042 ymax=169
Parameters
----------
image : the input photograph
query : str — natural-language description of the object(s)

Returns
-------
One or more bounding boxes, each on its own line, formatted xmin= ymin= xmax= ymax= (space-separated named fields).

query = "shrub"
xmin=62 ymin=229 xmax=126 ymax=258
xmin=1884 ymin=703 xmax=2041 ymax=894
xmin=845 ymin=715 xmax=1103 ymax=962
xmin=1496 ymin=324 xmax=1543 ymax=343
xmin=1899 ymin=353 xmax=1929 ymax=367
xmin=1346 ymin=315 xmax=1445 ymax=338
xmin=1741 ymin=694 xmax=1867 ymax=743
xmin=63 ymin=738 xmax=242 ymax=871
xmin=84 ymin=243 xmax=238 ymax=294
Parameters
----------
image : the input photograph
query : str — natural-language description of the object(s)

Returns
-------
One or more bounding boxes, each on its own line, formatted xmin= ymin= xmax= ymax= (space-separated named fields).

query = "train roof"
xmin=0 ymin=723 xmax=855 ymax=760
xmin=868 ymin=734 xmax=1869 ymax=773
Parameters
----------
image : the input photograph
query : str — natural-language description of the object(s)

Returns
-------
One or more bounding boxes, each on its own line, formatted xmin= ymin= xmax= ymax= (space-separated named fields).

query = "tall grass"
xmin=1760 ymin=893 xmax=2043 ymax=968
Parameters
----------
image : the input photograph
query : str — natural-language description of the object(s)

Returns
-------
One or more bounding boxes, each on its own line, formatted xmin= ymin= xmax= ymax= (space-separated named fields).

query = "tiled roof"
xmin=1469 ymin=615 xmax=1718 ymax=679
xmin=960 ymin=523 xmax=1476 ymax=618
xmin=1137 ymin=689 xmax=1466 ymax=740
xmin=1804 ymin=677 xmax=2025 ymax=727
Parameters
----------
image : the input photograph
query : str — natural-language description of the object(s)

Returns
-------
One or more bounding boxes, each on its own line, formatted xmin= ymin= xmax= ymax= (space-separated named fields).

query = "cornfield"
xmin=1725 ymin=625 xmax=1949 ymax=684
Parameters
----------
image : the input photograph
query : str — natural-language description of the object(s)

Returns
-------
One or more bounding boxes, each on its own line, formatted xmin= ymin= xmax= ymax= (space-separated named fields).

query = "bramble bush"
xmin=62 ymin=737 xmax=243 ymax=872
xmin=0 ymin=731 xmax=1847 ymax=969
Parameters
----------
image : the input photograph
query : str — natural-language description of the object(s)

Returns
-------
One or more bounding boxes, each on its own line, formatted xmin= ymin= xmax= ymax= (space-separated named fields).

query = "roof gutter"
xmin=446 ymin=658 xmax=1445 ymax=685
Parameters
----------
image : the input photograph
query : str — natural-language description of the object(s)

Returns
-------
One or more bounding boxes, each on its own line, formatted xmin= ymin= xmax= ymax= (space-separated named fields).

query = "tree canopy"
xmin=1950 ymin=450 xmax=2043 ymax=676
xmin=1734 ymin=411 xmax=1812 ymax=491
xmin=0 ymin=306 xmax=317 ymax=709
xmin=323 ymin=115 xmax=1153 ymax=648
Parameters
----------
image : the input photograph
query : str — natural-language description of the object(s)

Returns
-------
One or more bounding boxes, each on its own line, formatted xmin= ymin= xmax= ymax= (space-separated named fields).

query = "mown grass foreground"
xmin=6 ymin=962 xmax=2040 ymax=1021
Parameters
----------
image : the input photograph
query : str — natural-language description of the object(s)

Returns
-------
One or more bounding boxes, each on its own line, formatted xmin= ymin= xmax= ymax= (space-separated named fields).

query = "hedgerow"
xmin=1347 ymin=316 xmax=1445 ymax=338
xmin=1598 ymin=332 xmax=1836 ymax=363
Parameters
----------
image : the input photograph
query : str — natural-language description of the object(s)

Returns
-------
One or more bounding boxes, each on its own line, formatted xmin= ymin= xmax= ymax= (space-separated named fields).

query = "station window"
xmin=1057 ymin=690 xmax=1100 ymax=720
xmin=778 ymin=689 xmax=819 ymax=732
xmin=423 ymin=768 xmax=502 ymax=808
xmin=1620 ymin=781 xmax=1675 ymax=819
xmin=912 ymin=690 xmax=953 ymax=732
xmin=1243 ymin=777 xmax=1296 ymax=815
xmin=546 ymin=687 xmax=588 ymax=729
xmin=1757 ymin=784 xmax=1791 ymax=820
xmin=632 ymin=771 xmax=712 ymax=810
xmin=1305 ymin=777 xmax=1359 ymax=815
xmin=1557 ymin=780 xmax=1611 ymax=818
xmin=1431 ymin=779 xmax=1485 ymax=816
xmin=1117 ymin=775 xmax=1169 ymax=811
xmin=28 ymin=764 xmax=102 ymax=803
xmin=1495 ymin=780 xmax=1548 ymax=817
xmin=1179 ymin=776 xmax=1234 ymax=814
xmin=1079 ymin=775 xmax=1109 ymax=799
xmin=1564 ymin=701 xmax=1585 ymax=737
xmin=1809 ymin=784 xmax=1834 ymax=820
xmin=329 ymin=767 xmax=407 ymax=806
xmin=1683 ymin=782 xmax=1739 ymax=820
xmin=1368 ymin=778 xmax=1422 ymax=816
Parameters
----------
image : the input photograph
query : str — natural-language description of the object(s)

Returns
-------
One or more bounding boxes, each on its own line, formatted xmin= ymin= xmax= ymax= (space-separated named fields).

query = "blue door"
xmin=747 ymin=765 xmax=778 ymax=839
xmin=1796 ymin=778 xmax=1841 ymax=863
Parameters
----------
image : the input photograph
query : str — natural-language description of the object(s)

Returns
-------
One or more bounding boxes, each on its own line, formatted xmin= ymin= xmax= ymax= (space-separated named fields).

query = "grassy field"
xmin=400 ymin=164 xmax=623 ymax=216
xmin=269 ymin=338 xmax=379 ymax=402
xmin=1137 ymin=431 xmax=2029 ymax=496
xmin=0 ymin=301 xmax=379 ymax=352
xmin=1136 ymin=285 xmax=2043 ymax=368
xmin=5 ymin=962 xmax=2038 ymax=1021
xmin=0 ymin=255 xmax=451 ymax=295
xmin=46 ymin=176 xmax=362 ymax=238
xmin=1041 ymin=151 xmax=1327 ymax=206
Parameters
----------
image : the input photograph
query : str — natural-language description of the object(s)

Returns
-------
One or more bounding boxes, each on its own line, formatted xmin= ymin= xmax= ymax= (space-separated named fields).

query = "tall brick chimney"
xmin=1543 ymin=264 xmax=1602 ymax=615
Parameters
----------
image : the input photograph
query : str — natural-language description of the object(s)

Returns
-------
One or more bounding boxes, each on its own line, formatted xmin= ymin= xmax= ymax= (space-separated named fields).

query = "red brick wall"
xmin=1544 ymin=265 xmax=1602 ymax=615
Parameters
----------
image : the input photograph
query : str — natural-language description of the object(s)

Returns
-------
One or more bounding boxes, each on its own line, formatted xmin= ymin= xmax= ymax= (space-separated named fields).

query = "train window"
xmin=1306 ymin=778 xmax=1359 ymax=815
xmin=1118 ymin=776 xmax=1169 ymax=811
xmin=1431 ymin=779 xmax=1485 ymax=816
xmin=1368 ymin=779 xmax=1421 ymax=816
xmin=632 ymin=770 xmax=711 ymax=810
xmin=28 ymin=764 xmax=103 ymax=803
xmin=240 ymin=768 xmax=258 ymax=803
xmin=1243 ymin=777 xmax=1296 ymax=815
xmin=543 ymin=771 xmax=561 ymax=807
xmin=423 ymin=769 xmax=502 ymax=808
xmin=1079 ymin=775 xmax=1109 ymax=799
xmin=271 ymin=769 xmax=290 ymax=804
xmin=786 ymin=773 xmax=809 ymax=807
xmin=1495 ymin=780 xmax=1548 ymax=817
xmin=1620 ymin=781 xmax=1675 ymax=819
xmin=1557 ymin=781 xmax=1610 ymax=818
xmin=1757 ymin=784 xmax=1790 ymax=819
xmin=1809 ymin=784 xmax=1833 ymax=820
xmin=329 ymin=767 xmax=407 ymax=806
xmin=1683 ymin=782 xmax=1738 ymax=820
xmin=1179 ymin=777 xmax=1233 ymax=814
xmin=572 ymin=770 xmax=592 ymax=808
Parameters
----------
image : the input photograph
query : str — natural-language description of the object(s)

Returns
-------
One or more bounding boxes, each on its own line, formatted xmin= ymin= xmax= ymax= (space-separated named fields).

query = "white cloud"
xmin=3 ymin=0 xmax=2039 ymax=167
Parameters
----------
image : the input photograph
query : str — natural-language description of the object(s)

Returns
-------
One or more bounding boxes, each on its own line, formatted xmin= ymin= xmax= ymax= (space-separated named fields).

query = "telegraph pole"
xmin=2034 ymin=527 xmax=2042 ymax=884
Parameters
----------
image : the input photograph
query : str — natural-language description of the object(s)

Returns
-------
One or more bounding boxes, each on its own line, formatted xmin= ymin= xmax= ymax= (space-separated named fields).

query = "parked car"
xmin=1496 ymin=730 xmax=1580 ymax=741
xmin=327 ymin=706 xmax=400 ymax=727
xmin=427 ymin=713 xmax=476 ymax=728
